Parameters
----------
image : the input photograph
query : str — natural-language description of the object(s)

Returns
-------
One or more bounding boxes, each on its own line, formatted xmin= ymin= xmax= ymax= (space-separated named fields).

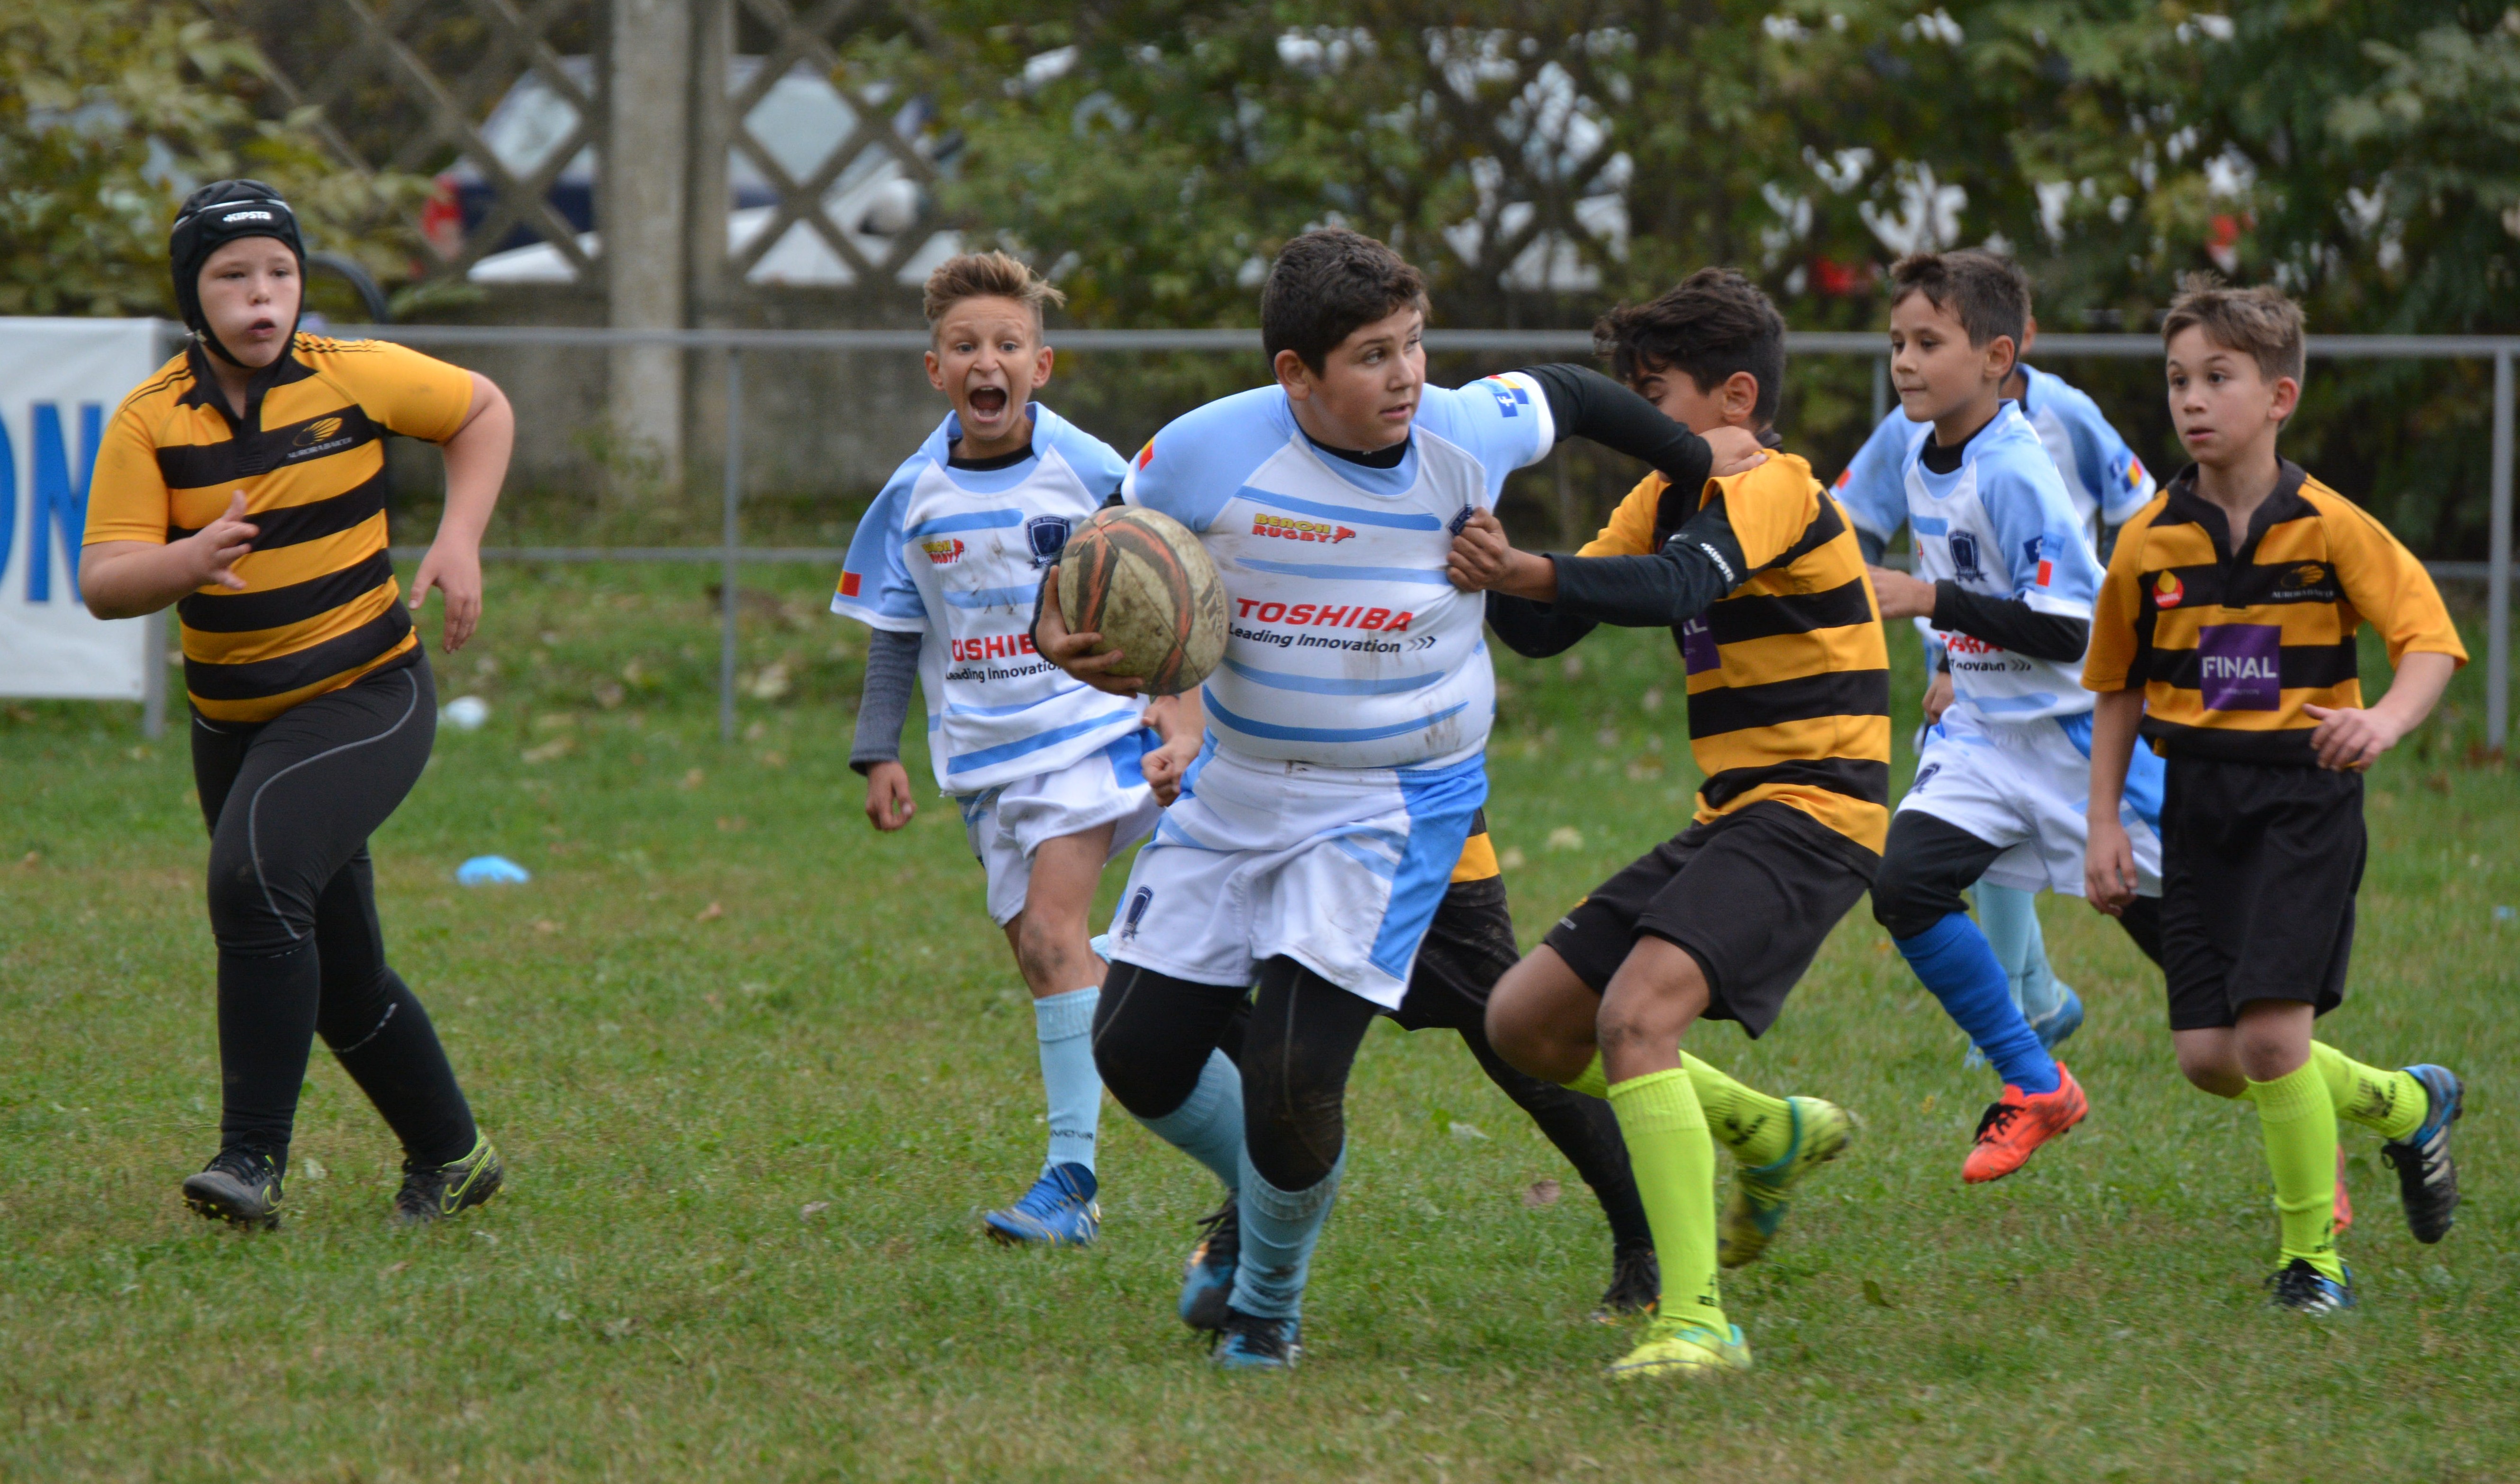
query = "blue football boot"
xmin=2381 ymin=1064 xmax=2463 ymax=1244
xmin=982 ymin=1162 xmax=1100 ymax=1247
xmin=2028 ymin=984 xmax=2085 ymax=1052
xmin=2265 ymin=1258 xmax=2357 ymax=1316
xmin=1178 ymin=1194 xmax=1239 ymax=1331
xmin=1211 ymin=1307 xmax=1299 ymax=1371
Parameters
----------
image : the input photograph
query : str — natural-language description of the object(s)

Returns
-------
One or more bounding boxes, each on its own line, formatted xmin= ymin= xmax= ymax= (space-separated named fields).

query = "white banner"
xmin=0 ymin=318 xmax=164 ymax=700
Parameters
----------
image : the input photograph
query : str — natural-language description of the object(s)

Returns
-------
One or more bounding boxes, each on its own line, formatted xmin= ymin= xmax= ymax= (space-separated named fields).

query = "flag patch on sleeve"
xmin=839 ymin=571 xmax=862 ymax=598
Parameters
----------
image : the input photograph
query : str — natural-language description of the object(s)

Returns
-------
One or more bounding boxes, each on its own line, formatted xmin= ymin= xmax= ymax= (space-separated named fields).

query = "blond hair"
xmin=2162 ymin=274 xmax=2305 ymax=384
xmin=921 ymin=250 xmax=1065 ymax=335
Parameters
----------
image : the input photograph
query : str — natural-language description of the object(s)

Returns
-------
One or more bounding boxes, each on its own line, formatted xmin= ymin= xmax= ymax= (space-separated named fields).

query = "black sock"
xmin=319 ymin=968 xmax=479 ymax=1166
xmin=215 ymin=942 xmax=324 ymax=1163
xmin=1459 ymin=1024 xmax=1654 ymax=1254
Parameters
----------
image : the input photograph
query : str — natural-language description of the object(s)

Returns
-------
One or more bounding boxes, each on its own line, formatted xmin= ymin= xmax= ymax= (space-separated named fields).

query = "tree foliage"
xmin=0 ymin=0 xmax=423 ymax=319
xmin=880 ymin=0 xmax=2518 ymax=550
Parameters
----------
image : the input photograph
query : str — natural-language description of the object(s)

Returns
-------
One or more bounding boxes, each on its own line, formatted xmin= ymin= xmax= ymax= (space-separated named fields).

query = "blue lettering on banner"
xmin=27 ymin=403 xmax=102 ymax=603
xmin=0 ymin=412 xmax=15 ymax=587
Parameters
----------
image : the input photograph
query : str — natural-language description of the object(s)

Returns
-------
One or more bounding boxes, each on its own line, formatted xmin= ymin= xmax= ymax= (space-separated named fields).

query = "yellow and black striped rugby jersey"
xmin=86 ymin=336 xmax=476 ymax=723
xmin=1582 ymin=452 xmax=1891 ymax=857
xmin=2084 ymin=460 xmax=2465 ymax=763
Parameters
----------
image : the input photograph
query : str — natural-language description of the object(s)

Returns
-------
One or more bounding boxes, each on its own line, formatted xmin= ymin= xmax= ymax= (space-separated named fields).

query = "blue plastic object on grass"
xmin=455 ymin=856 xmax=532 ymax=886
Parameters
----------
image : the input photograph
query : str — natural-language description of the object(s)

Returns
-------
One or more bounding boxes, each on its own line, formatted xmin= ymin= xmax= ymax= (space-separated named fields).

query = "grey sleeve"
xmin=848 ymin=627 xmax=922 ymax=774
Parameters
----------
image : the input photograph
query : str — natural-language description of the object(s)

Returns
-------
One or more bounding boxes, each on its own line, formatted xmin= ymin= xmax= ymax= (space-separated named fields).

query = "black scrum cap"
xmin=170 ymin=180 xmax=307 ymax=365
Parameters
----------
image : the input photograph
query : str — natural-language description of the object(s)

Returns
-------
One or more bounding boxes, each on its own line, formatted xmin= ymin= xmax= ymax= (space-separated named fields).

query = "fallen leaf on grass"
xmin=1863 ymin=1278 xmax=1895 ymax=1308
xmin=1919 ymin=1093 xmax=1935 ymax=1114
xmin=695 ymin=901 xmax=725 ymax=923
xmin=1448 ymin=1120 xmax=1487 ymax=1141
xmin=1523 ymin=1178 xmax=1563 ymax=1209
xmin=379 ymin=1262 xmax=408 ymax=1278
xmin=520 ymin=737 xmax=576 ymax=764
xmin=533 ymin=919 xmax=559 ymax=935
xmin=1545 ymin=826 xmax=1585 ymax=852
xmin=800 ymin=1202 xmax=831 ymax=1220
xmin=679 ymin=768 xmax=706 ymax=791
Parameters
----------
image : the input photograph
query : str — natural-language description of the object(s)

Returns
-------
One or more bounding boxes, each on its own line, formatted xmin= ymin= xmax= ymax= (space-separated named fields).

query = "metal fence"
xmin=294 ymin=322 xmax=2515 ymax=747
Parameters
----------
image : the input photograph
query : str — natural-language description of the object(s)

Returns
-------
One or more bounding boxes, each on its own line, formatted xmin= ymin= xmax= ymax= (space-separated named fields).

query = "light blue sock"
xmin=1897 ymin=912 xmax=2060 ymax=1095
xmin=1976 ymin=885 xmax=2066 ymax=1022
xmin=1034 ymin=986 xmax=1103 ymax=1174
xmin=1227 ymin=1148 xmax=1346 ymax=1321
xmin=1139 ymin=1049 xmax=1244 ymax=1192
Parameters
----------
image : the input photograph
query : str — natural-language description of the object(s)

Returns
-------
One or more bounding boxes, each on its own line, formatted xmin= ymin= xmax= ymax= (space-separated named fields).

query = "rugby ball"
xmin=1055 ymin=506 xmax=1228 ymax=696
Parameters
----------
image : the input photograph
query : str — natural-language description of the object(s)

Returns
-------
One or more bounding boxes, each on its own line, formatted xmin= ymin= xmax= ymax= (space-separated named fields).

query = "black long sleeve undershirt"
xmin=1484 ymin=493 xmax=1757 ymax=656
xmin=1522 ymin=363 xmax=1714 ymax=492
xmin=1930 ymin=582 xmax=2091 ymax=663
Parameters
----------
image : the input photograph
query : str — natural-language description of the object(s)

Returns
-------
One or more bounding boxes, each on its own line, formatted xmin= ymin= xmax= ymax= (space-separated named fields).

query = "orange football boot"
xmin=1962 ymin=1063 xmax=2089 ymax=1183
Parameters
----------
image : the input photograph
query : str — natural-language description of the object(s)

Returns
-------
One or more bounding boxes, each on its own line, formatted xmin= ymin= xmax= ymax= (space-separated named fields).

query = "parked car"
xmin=421 ymin=56 xmax=958 ymax=285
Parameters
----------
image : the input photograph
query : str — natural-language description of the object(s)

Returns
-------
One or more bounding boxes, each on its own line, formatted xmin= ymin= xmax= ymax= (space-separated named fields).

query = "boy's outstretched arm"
xmin=1517 ymin=364 xmax=1765 ymax=490
xmin=2083 ymin=687 xmax=2145 ymax=914
xmin=1451 ymin=496 xmax=1755 ymax=631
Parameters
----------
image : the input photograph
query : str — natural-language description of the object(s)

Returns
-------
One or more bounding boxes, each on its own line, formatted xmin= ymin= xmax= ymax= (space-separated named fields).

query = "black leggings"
xmin=191 ymin=655 xmax=476 ymax=1165
xmin=1871 ymin=810 xmax=2164 ymax=964
xmin=1094 ymin=956 xmax=1376 ymax=1192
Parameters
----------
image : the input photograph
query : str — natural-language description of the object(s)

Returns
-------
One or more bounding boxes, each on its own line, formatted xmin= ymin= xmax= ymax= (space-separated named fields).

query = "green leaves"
xmin=0 ymin=0 xmax=422 ymax=319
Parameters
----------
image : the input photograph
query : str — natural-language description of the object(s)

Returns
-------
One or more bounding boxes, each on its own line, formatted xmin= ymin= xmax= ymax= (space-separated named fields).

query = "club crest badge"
xmin=1025 ymin=514 xmax=1073 ymax=568
xmin=1947 ymin=530 xmax=1983 ymax=581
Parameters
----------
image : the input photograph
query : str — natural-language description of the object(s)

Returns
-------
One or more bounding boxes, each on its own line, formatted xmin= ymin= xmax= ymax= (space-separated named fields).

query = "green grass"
xmin=2 ymin=562 xmax=2512 ymax=1482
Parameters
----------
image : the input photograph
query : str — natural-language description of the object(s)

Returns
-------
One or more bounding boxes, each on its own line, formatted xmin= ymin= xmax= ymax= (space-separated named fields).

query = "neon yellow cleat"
xmin=1719 ymin=1096 xmax=1852 ymax=1269
xmin=1606 ymin=1317 xmax=1752 ymax=1381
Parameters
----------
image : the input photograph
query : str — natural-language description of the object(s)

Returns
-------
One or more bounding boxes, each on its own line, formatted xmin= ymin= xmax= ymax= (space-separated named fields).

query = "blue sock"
xmin=1975 ymin=885 xmax=2065 ymax=1022
xmin=1139 ymin=1049 xmax=1244 ymax=1192
xmin=1227 ymin=1148 xmax=1346 ymax=1321
xmin=1896 ymin=912 xmax=2059 ymax=1094
xmin=1034 ymin=986 xmax=1103 ymax=1174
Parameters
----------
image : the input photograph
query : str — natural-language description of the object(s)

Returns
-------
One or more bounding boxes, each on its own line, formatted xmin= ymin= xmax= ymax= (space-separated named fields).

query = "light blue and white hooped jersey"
xmin=830 ymin=403 xmax=1145 ymax=794
xmin=1121 ymin=375 xmax=1555 ymax=770
xmin=1900 ymin=402 xmax=2105 ymax=727
xmin=1834 ymin=363 xmax=2156 ymax=546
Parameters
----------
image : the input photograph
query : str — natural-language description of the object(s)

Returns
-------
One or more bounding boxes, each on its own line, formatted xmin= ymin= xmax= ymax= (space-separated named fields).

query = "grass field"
xmin=3 ymin=561 xmax=2512 ymax=1482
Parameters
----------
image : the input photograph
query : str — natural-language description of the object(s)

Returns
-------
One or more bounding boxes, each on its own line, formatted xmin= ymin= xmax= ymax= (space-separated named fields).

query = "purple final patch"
xmin=1679 ymin=615 xmax=1719 ymax=674
xmin=2196 ymin=623 xmax=2282 ymax=710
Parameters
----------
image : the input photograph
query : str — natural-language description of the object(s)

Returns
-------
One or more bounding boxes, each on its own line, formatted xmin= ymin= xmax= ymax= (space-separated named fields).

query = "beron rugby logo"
xmin=922 ymin=537 xmax=965 ymax=565
xmin=1252 ymin=513 xmax=1355 ymax=544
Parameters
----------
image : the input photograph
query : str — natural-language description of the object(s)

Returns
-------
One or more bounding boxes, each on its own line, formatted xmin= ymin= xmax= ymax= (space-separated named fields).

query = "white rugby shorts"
xmin=955 ymin=730 xmax=1162 ymax=926
xmin=1104 ymin=742 xmax=1486 ymax=1009
xmin=1899 ymin=707 xmax=2165 ymax=897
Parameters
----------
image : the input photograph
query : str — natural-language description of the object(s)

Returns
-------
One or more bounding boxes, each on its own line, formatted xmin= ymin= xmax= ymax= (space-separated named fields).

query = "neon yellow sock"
xmin=2310 ymin=1042 xmax=2425 ymax=1139
xmin=1683 ymin=1053 xmax=1794 ymax=1166
xmin=1607 ymin=1069 xmax=1726 ymax=1334
xmin=1568 ymin=1052 xmax=1609 ymax=1100
xmin=2249 ymin=1061 xmax=2344 ymax=1281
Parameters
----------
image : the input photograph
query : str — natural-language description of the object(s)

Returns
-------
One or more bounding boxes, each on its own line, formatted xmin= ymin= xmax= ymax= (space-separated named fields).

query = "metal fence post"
xmin=1871 ymin=354 xmax=1888 ymax=426
xmin=140 ymin=609 xmax=167 ymax=739
xmin=720 ymin=346 xmax=743 ymax=743
xmin=2491 ymin=348 xmax=2513 ymax=754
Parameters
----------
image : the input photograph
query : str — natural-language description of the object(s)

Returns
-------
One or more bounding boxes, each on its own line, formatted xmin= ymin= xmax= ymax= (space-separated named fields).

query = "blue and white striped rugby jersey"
xmin=1899 ymin=402 xmax=2106 ymax=726
xmin=1835 ymin=364 xmax=2156 ymax=546
xmin=831 ymin=403 xmax=1146 ymax=793
xmin=1121 ymin=373 xmax=1556 ymax=769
